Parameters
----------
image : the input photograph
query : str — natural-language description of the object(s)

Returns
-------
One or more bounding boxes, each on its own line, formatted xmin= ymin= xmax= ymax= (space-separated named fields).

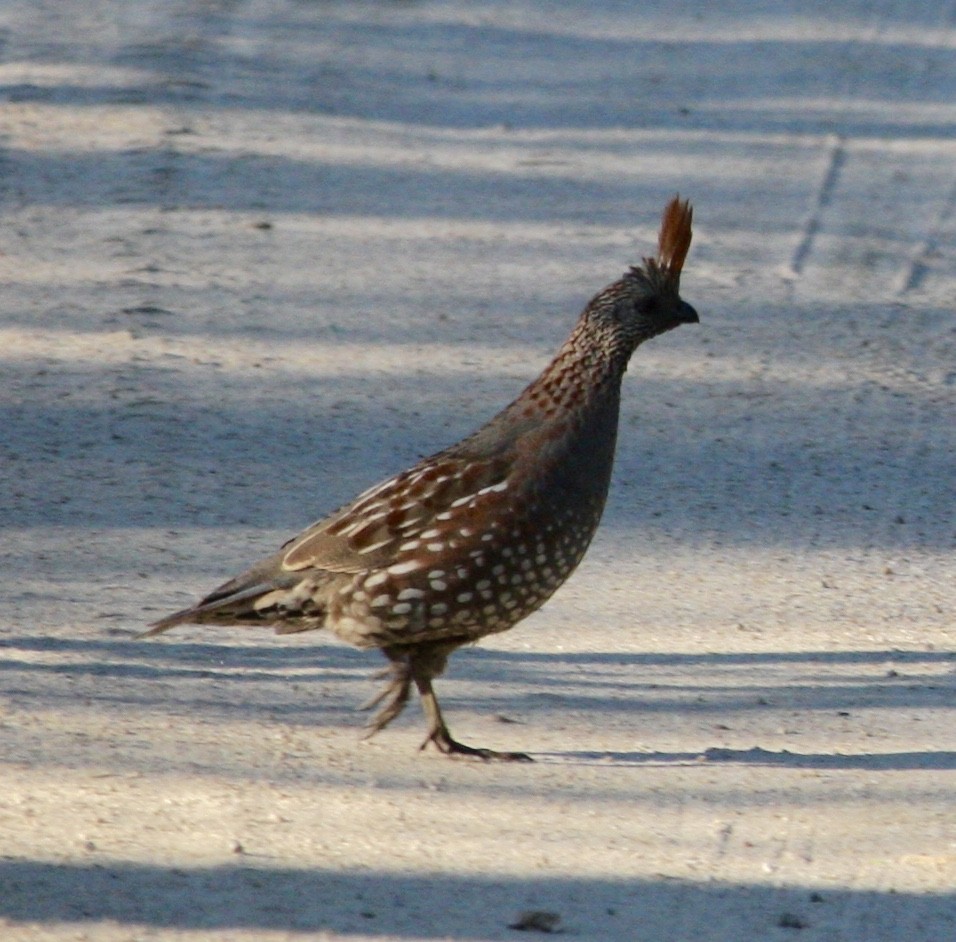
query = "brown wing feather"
xmin=657 ymin=196 xmax=693 ymax=277
xmin=280 ymin=454 xmax=511 ymax=573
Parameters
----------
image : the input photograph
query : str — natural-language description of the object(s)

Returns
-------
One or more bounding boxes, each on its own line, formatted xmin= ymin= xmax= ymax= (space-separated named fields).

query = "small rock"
xmin=509 ymin=910 xmax=561 ymax=933
xmin=778 ymin=912 xmax=808 ymax=929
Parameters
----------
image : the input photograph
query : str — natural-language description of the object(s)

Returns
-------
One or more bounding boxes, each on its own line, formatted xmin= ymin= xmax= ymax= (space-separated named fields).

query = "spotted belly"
xmin=326 ymin=507 xmax=599 ymax=648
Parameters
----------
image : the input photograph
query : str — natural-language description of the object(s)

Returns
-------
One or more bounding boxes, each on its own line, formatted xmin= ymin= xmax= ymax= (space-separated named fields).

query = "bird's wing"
xmin=279 ymin=453 xmax=512 ymax=574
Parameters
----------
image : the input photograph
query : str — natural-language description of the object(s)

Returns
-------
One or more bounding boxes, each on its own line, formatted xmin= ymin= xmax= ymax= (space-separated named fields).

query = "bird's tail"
xmin=142 ymin=561 xmax=320 ymax=637
xmin=141 ymin=583 xmax=282 ymax=636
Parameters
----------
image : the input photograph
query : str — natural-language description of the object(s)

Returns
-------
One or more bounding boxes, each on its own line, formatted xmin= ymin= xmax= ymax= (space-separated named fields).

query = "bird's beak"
xmin=678 ymin=300 xmax=699 ymax=324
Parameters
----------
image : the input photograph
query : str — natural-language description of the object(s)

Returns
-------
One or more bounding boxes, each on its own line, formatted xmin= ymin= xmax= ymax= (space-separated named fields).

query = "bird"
xmin=146 ymin=197 xmax=698 ymax=761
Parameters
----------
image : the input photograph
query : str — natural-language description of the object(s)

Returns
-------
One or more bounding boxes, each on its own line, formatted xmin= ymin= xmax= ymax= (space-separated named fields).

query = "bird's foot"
xmin=359 ymin=661 xmax=412 ymax=736
xmin=420 ymin=726 xmax=532 ymax=762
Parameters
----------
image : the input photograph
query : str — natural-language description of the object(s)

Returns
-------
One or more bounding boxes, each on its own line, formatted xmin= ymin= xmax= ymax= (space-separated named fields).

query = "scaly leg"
xmin=409 ymin=646 xmax=532 ymax=762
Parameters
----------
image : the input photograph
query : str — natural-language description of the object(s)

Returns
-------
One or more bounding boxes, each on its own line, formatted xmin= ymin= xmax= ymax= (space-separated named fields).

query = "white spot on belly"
xmin=391 ymin=602 xmax=413 ymax=615
xmin=397 ymin=588 xmax=425 ymax=601
xmin=364 ymin=571 xmax=389 ymax=588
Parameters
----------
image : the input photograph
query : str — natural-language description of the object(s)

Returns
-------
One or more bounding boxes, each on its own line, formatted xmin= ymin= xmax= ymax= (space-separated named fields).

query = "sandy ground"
xmin=1 ymin=1 xmax=955 ymax=939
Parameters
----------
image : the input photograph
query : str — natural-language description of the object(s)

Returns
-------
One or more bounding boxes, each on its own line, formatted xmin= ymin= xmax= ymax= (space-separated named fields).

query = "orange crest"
xmin=657 ymin=196 xmax=693 ymax=277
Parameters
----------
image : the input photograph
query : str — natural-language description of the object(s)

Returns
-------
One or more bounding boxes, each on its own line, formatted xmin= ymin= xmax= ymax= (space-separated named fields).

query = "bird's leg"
xmin=360 ymin=647 xmax=413 ymax=737
xmin=409 ymin=647 xmax=532 ymax=762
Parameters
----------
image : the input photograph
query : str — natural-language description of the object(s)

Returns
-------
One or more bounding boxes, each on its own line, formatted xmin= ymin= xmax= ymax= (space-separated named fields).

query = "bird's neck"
xmin=517 ymin=318 xmax=631 ymax=418
xmin=453 ymin=317 xmax=631 ymax=463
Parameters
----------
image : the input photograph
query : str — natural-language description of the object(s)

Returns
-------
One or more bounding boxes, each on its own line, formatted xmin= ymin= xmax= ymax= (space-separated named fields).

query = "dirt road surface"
xmin=1 ymin=2 xmax=954 ymax=940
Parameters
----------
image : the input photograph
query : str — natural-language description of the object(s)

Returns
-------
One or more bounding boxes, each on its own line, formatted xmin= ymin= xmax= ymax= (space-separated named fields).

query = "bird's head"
xmin=583 ymin=197 xmax=698 ymax=355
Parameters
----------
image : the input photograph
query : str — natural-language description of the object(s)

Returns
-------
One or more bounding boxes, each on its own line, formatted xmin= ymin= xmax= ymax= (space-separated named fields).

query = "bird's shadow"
xmin=531 ymin=746 xmax=956 ymax=772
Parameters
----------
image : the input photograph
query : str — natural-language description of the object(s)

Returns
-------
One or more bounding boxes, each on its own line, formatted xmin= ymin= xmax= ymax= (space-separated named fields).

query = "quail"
xmin=146 ymin=197 xmax=698 ymax=761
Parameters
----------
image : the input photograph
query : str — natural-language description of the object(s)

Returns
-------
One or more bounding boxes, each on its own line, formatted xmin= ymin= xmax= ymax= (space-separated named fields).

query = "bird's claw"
xmin=420 ymin=728 xmax=532 ymax=762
